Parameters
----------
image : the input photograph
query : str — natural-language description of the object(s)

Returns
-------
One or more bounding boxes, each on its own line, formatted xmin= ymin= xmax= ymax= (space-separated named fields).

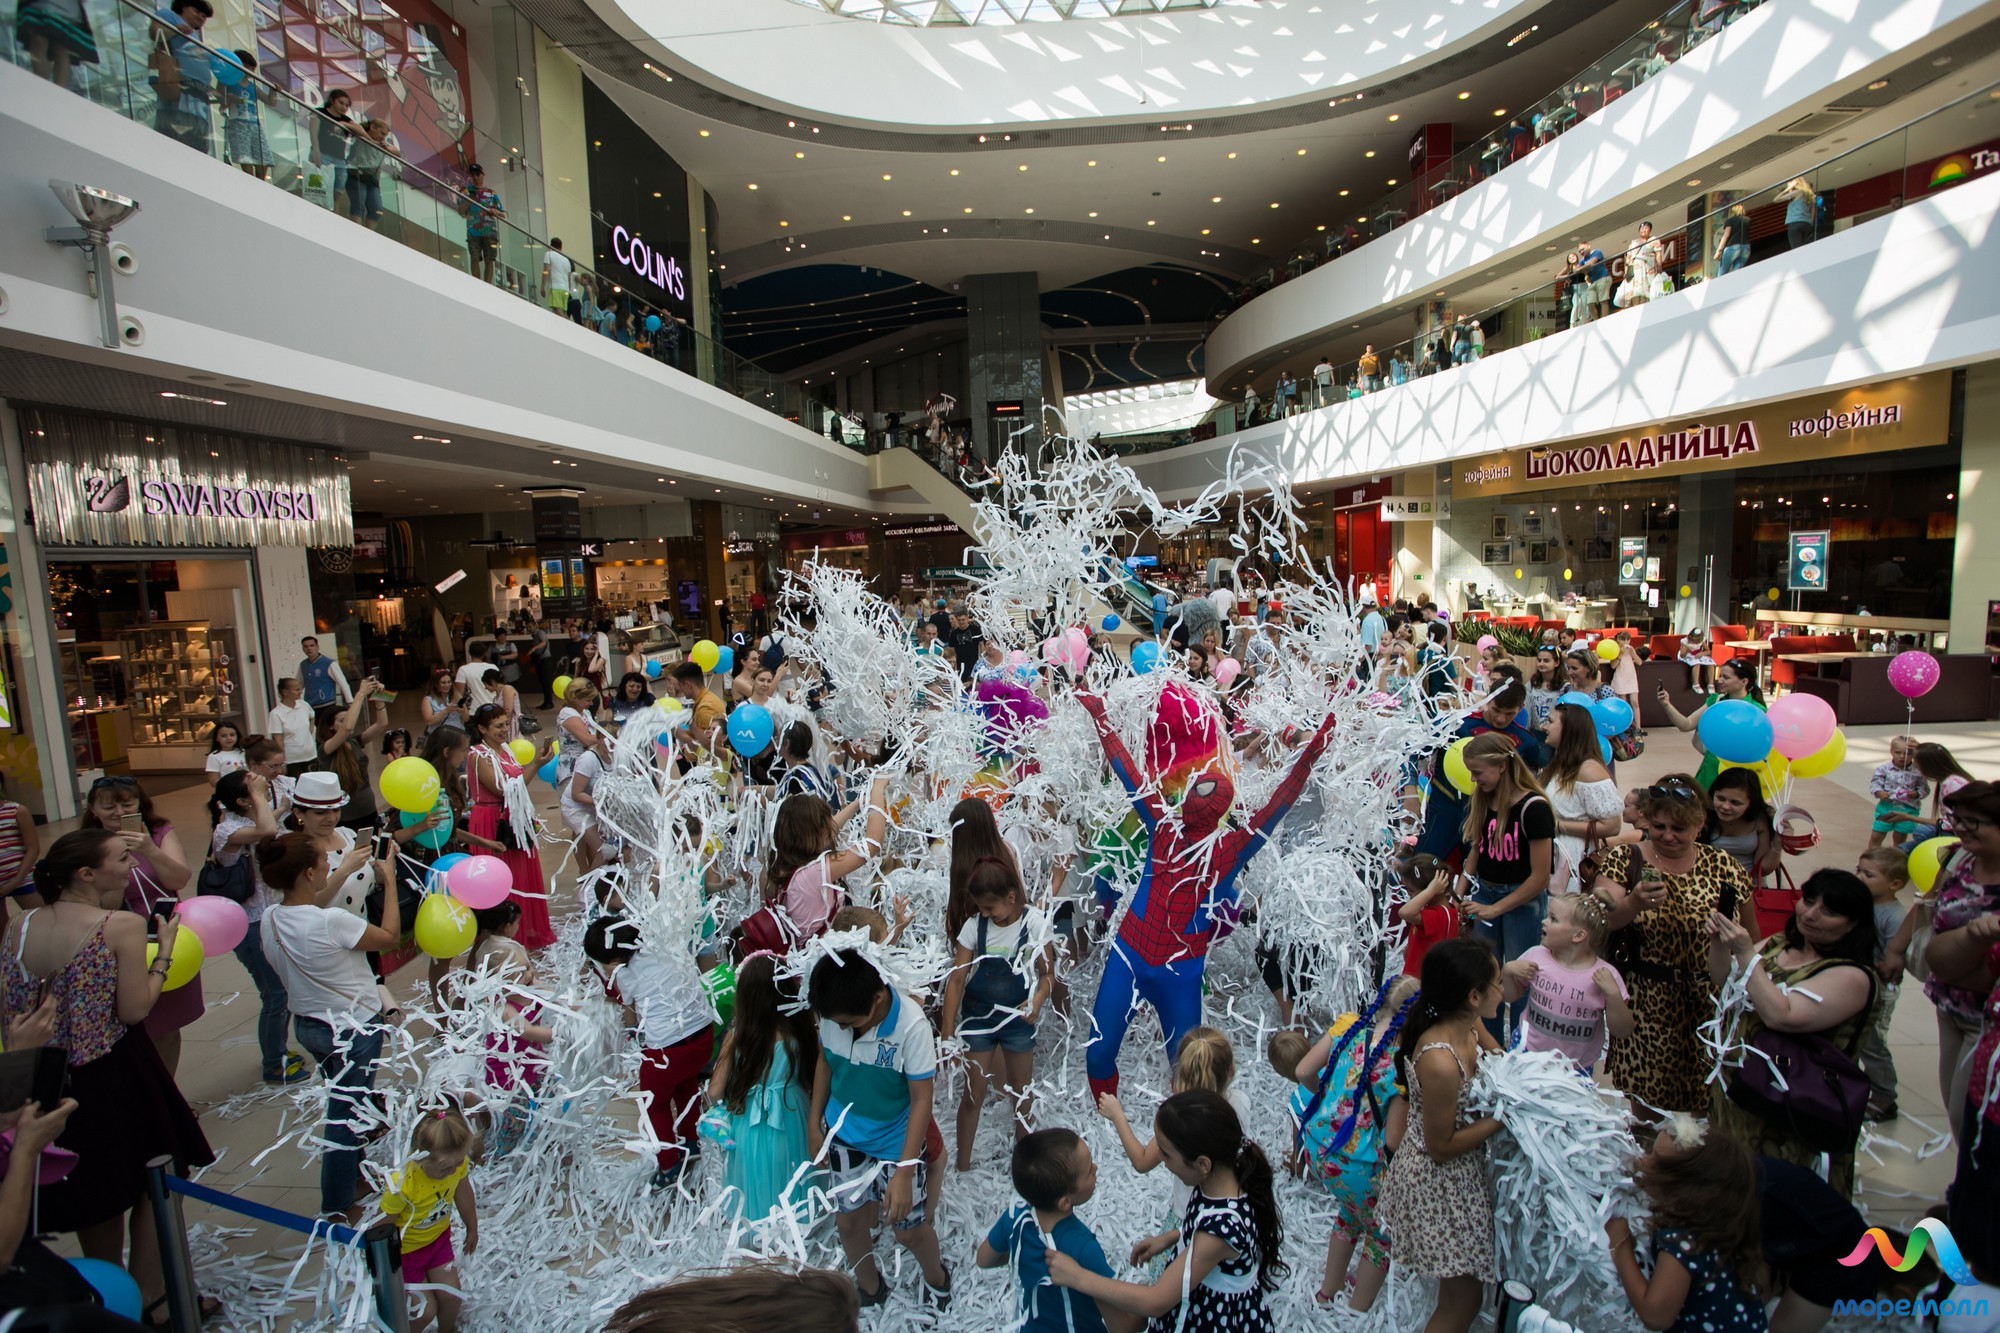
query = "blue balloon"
xmin=537 ymin=756 xmax=559 ymax=785
xmin=1102 ymin=614 xmax=1121 ymax=632
xmin=644 ymin=658 xmax=664 ymax=679
xmin=399 ymin=801 xmax=454 ymax=852
xmin=727 ymin=702 xmax=774 ymax=757
xmin=69 ymin=1258 xmax=142 ymax=1319
xmin=1130 ymin=641 xmax=1162 ymax=675
xmin=1698 ymin=699 xmax=1774 ymax=765
xmin=1592 ymin=696 xmax=1634 ymax=737
xmin=213 ymin=51 xmax=248 ymax=87
xmin=715 ymin=645 xmax=735 ymax=677
xmin=644 ymin=314 xmax=662 ymax=334
xmin=1558 ymin=690 xmax=1599 ymax=710
xmin=1600 ymin=735 xmax=1615 ymax=765
xmin=427 ymin=851 xmax=470 ymax=891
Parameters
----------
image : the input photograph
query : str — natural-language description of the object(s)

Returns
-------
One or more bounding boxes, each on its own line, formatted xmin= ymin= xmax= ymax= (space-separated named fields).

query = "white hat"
xmin=290 ymin=770 xmax=350 ymax=810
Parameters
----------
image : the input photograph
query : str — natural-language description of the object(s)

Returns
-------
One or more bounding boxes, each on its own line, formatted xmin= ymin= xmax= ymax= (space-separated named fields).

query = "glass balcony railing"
xmin=1195 ymin=81 xmax=1996 ymax=446
xmin=1 ymin=0 xmax=854 ymax=448
xmin=1210 ymin=0 xmax=1770 ymax=321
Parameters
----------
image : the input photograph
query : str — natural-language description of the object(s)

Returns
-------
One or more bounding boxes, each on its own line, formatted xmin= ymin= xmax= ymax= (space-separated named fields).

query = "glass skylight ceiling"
xmin=786 ymin=0 xmax=1229 ymax=26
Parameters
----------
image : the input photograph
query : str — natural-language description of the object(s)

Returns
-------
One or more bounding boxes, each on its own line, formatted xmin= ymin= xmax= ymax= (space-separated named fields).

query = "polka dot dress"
xmin=1652 ymin=1227 xmax=1767 ymax=1331
xmin=1146 ymin=1191 xmax=1273 ymax=1333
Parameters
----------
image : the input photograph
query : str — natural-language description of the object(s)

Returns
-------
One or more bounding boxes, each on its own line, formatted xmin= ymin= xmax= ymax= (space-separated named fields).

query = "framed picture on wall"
xmin=1529 ymin=540 xmax=1550 ymax=565
xmin=1490 ymin=514 xmax=1512 ymax=539
xmin=1583 ymin=537 xmax=1614 ymax=561
xmin=1481 ymin=540 xmax=1514 ymax=565
xmin=1521 ymin=512 xmax=1545 ymax=538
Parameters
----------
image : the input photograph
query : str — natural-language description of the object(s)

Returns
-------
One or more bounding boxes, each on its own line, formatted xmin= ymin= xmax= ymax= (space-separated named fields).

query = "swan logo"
xmin=1839 ymin=1219 xmax=1975 ymax=1283
xmin=83 ymin=475 xmax=132 ymax=513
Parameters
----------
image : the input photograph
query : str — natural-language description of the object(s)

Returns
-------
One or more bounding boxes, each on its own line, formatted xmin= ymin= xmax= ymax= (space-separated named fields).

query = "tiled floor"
xmin=38 ymin=706 xmax=1994 ymax=1321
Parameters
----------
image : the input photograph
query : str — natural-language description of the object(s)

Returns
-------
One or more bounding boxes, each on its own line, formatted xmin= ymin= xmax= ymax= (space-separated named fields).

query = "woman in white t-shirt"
xmin=207 ymin=770 xmax=305 ymax=1085
xmin=204 ymin=722 xmax=245 ymax=790
xmin=257 ymin=830 xmax=401 ymax=1221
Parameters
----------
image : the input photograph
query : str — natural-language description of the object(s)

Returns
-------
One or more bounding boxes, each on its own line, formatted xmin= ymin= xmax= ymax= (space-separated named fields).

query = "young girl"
xmin=1394 ymin=852 xmax=1458 ymax=978
xmin=939 ymin=843 xmax=1052 ymax=1169
xmin=381 ymin=1106 xmax=480 ymax=1333
xmin=1049 ymin=1090 xmax=1285 ymax=1332
xmin=1458 ymin=732 xmax=1556 ymax=971
xmin=1704 ymin=768 xmax=1778 ymax=894
xmin=742 ymin=782 xmax=888 ymax=951
xmin=381 ymin=729 xmax=412 ymax=763
xmin=1503 ymin=891 xmax=1633 ymax=1071
xmin=1098 ymin=1027 xmax=1249 ymax=1233
xmin=702 ymin=953 xmax=820 ymax=1223
xmin=1679 ymin=627 xmax=1715 ymax=692
xmin=204 ymin=723 xmax=245 ymax=789
xmin=1609 ymin=631 xmax=1641 ymax=732
xmin=1293 ymin=976 xmax=1419 ymax=1312
xmin=466 ymin=901 xmax=552 ymax=1154
xmin=1605 ymin=1117 xmax=1766 ymax=1332
xmin=1867 ymin=734 xmax=1929 ymax=850
xmin=1525 ymin=649 xmax=1564 ymax=742
xmin=1909 ymin=740 xmax=1974 ymax=841
xmin=1376 ymin=938 xmax=1505 ymax=1333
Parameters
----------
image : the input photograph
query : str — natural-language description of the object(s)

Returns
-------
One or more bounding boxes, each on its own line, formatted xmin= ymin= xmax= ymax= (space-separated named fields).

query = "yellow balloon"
xmin=691 ymin=640 xmax=720 ymax=672
xmin=379 ymin=755 xmax=441 ymax=815
xmin=1679 ymin=584 xmax=1693 ymax=598
xmin=1788 ymin=729 xmax=1846 ymax=780
xmin=1514 ymin=568 xmax=1524 ymax=579
xmin=1720 ymin=754 xmax=1787 ymax=801
xmin=414 ymin=894 xmax=476 ymax=960
xmin=1908 ymin=836 xmax=1960 ymax=895
xmin=551 ymin=674 xmax=573 ymax=701
xmin=146 ymin=932 xmax=205 ymax=991
xmin=1562 ymin=568 xmax=1573 ymax=581
xmin=1595 ymin=639 xmax=1620 ymax=661
xmin=1767 ymin=587 xmax=1783 ymax=603
xmin=508 ymin=737 xmax=536 ymax=765
xmin=1442 ymin=737 xmax=1473 ymax=794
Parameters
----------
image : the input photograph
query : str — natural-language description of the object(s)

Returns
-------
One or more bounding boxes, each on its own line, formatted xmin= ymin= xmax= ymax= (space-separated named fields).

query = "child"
xmin=1679 ymin=627 xmax=1714 ymax=692
xmin=1857 ymin=846 xmax=1910 ymax=1121
xmin=976 ymin=1128 xmax=1139 ymax=1333
xmin=1394 ymin=852 xmax=1458 ymax=978
xmin=1526 ymin=649 xmax=1564 ymax=742
xmin=740 ymin=780 xmax=888 ymax=953
xmin=1605 ymin=1116 xmax=1767 ymax=1331
xmin=702 ymin=953 xmax=819 ymax=1223
xmin=204 ymin=722 xmax=245 ymax=789
xmin=1291 ymin=976 xmax=1418 ymax=1313
xmin=940 ymin=851 xmax=1053 ymax=1169
xmin=1909 ymin=741 xmax=1975 ymax=840
xmin=1867 ymin=736 xmax=1929 ymax=849
xmin=1609 ymin=632 xmax=1641 ymax=732
xmin=1704 ymin=768 xmax=1778 ymax=888
xmin=381 ymin=728 xmax=412 ymax=763
xmin=467 ymin=902 xmax=552 ymax=1155
xmin=1047 ymin=1090 xmax=1284 ymax=1332
xmin=1503 ymin=891 xmax=1634 ymax=1071
xmin=829 ymin=900 xmax=915 ymax=946
xmin=807 ymin=948 xmax=952 ymax=1307
xmin=1376 ymin=939 xmax=1505 ymax=1333
xmin=381 ymin=1105 xmax=480 ymax=1333
xmin=1098 ymin=1027 xmax=1247 ymax=1195
xmin=584 ymin=914 xmax=716 ymax=1191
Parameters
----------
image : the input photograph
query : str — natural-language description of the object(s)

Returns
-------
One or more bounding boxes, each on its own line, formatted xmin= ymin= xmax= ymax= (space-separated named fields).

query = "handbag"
xmin=1725 ymin=960 xmax=1876 ymax=1154
xmin=149 ymin=32 xmax=181 ymax=105
xmin=197 ymin=850 xmax=257 ymax=904
xmin=1609 ymin=730 xmax=1646 ymax=762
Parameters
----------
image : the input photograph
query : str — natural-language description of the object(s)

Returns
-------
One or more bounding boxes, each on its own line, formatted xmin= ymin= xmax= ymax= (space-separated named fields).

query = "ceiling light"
xmin=963 ymin=206 xmax=974 ymax=213
xmin=1146 ymin=219 xmax=1155 ymax=225
xmin=698 ymin=129 xmax=709 ymax=137
xmin=1025 ymin=208 xmax=1036 ymax=214
xmin=901 ymin=209 xmax=912 ymax=216
xmin=1211 ymin=195 xmax=1222 ymax=203
xmin=1686 ymin=178 xmax=1702 ymax=187
xmin=1868 ymin=78 xmax=1890 ymax=90
xmin=1494 ymin=108 xmax=1508 ymax=116
xmin=1087 ymin=160 xmax=1098 ymax=167
xmin=1269 ymin=202 xmax=1280 ymax=208
xmin=842 ymin=214 xmax=852 ymax=220
xmin=747 ymin=183 xmax=758 ymax=190
xmin=1338 ymin=189 xmax=1350 ymax=197
xmin=1364 ymin=150 xmax=1376 ymax=158
xmin=1088 ymin=211 xmax=1098 ymax=217
xmin=1227 ymin=152 xmax=1237 ymax=159
xmin=949 ymin=168 xmax=960 ymax=176
xmin=794 ymin=151 xmax=805 ymax=159
xmin=1295 ymin=148 xmax=1307 ymax=156
xmin=1458 ymin=91 xmax=1471 ymax=100
xmin=1386 ymin=178 xmax=1397 ymax=185
xmin=1387 ymin=114 xmax=1400 ymax=122
xmin=159 ymin=391 xmax=226 ymax=405
xmin=411 ymin=434 xmax=452 ymax=444
xmin=1200 ymin=228 xmax=1210 ymax=235
xmin=1316 ymin=224 xmax=1326 ymax=231
xmin=1251 ymin=238 xmax=1260 ymax=244
xmin=1019 ymin=164 xmax=1029 ymax=171
xmin=779 ymin=220 xmax=789 ymax=226
xmin=882 ymin=174 xmax=892 ymax=181
xmin=1156 ymin=156 xmax=1167 ymax=163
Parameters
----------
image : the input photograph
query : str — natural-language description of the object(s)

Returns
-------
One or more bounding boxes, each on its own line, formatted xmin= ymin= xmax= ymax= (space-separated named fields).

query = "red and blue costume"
xmin=1078 ymin=690 xmax=1337 ymax=1096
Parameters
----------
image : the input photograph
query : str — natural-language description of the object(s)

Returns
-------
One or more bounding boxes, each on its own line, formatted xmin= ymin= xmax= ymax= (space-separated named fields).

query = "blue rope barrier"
xmin=163 ymin=1175 xmax=365 ymax=1247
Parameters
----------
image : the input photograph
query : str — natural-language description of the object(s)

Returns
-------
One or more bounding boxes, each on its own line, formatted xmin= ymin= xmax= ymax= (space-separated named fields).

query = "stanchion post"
xmin=362 ymin=1221 xmax=408 ymax=1333
xmin=144 ymin=1155 xmax=202 ymax=1333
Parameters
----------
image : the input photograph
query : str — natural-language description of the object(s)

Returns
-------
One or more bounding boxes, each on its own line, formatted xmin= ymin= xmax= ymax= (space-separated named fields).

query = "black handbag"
xmin=1725 ymin=960 xmax=1875 ymax=1153
xmin=196 ymin=851 xmax=256 ymax=904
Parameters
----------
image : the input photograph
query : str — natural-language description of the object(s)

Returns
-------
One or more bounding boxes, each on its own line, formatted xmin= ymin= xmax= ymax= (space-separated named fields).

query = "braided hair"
xmin=1294 ymin=976 xmax=1420 ymax=1157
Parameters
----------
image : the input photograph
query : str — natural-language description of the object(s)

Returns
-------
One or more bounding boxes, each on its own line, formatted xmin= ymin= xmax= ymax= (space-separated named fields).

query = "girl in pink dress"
xmin=466 ymin=705 xmax=556 ymax=950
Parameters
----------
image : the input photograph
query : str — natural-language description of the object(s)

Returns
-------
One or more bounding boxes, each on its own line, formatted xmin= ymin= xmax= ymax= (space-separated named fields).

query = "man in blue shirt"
xmin=151 ymin=0 xmax=215 ymax=150
xmin=297 ymin=635 xmax=351 ymax=709
xmin=1413 ymin=671 xmax=1552 ymax=860
xmin=1578 ymin=244 xmax=1611 ymax=322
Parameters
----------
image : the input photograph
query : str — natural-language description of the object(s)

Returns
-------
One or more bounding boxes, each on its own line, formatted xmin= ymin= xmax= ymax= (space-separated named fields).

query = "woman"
xmin=620 ymin=633 xmax=648 ymax=680
xmin=1713 ymin=202 xmax=1751 ymax=274
xmin=1707 ymin=869 xmax=1879 ymax=1195
xmin=81 ymin=775 xmax=199 ymax=1074
xmin=0 ymin=830 xmax=216 ymax=1323
xmin=258 ymin=831 xmax=400 ymax=1223
xmin=577 ymin=636 xmax=608 ymax=693
xmin=208 ymin=770 xmax=306 ymax=1086
xmin=1457 ymin=733 xmax=1555 ymax=975
xmin=1776 ymin=177 xmax=1817 ymax=250
xmin=1622 ymin=220 xmax=1664 ymax=306
xmin=422 ymin=668 xmax=467 ymax=739
xmin=1655 ymin=657 xmax=1766 ymax=790
xmin=1594 ymin=776 xmax=1756 ymax=1114
xmin=315 ymin=681 xmax=388 ymax=836
xmin=1907 ymin=741 xmax=1975 ymax=841
xmin=1921 ymin=780 xmax=2000 ymax=1145
xmin=1541 ymin=702 xmax=1621 ymax=892
xmin=554 ymin=678 xmax=606 ymax=788
xmin=610 ymin=671 xmax=655 ymax=726
xmin=314 ymin=89 xmax=354 ymax=218
xmin=469 ymin=704 xmax=557 ymax=950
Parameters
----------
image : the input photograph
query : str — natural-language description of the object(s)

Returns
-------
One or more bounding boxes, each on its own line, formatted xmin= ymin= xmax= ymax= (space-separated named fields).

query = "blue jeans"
xmin=1717 ymin=244 xmax=1749 ymax=274
xmin=234 ymin=920 xmax=292 ymax=1078
xmin=293 ymin=1014 xmax=385 ymax=1217
xmin=1468 ymin=876 xmax=1546 ymax=1036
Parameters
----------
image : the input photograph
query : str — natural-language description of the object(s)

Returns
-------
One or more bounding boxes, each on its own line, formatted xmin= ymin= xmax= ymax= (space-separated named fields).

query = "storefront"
xmin=9 ymin=407 xmax=351 ymax=805
xmin=1435 ymin=373 xmax=1957 ymax=629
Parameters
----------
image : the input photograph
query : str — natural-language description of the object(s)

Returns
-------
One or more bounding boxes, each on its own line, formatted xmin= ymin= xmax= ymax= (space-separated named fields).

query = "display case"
xmin=119 ymin=621 xmax=242 ymax=771
xmin=61 ymin=639 xmax=131 ymax=771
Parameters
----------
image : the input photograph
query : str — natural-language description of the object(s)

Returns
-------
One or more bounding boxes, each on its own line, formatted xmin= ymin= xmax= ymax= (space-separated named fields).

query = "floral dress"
xmin=1600 ymin=844 xmax=1751 ymax=1112
xmin=1149 ymin=1191 xmax=1273 ymax=1333
xmin=1294 ymin=1013 xmax=1400 ymax=1265
xmin=1376 ymin=1041 xmax=1495 ymax=1281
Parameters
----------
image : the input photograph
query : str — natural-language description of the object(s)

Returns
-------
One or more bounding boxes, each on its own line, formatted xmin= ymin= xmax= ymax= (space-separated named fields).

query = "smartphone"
xmin=0 ymin=1048 xmax=67 ymax=1115
xmin=373 ymin=830 xmax=395 ymax=861
xmin=118 ymin=811 xmax=146 ymax=836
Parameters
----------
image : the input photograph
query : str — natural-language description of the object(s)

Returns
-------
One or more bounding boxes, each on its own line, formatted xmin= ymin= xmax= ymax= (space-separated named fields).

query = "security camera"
xmin=118 ymin=315 xmax=145 ymax=346
xmin=48 ymin=181 xmax=139 ymax=234
xmin=108 ymin=243 xmax=138 ymax=276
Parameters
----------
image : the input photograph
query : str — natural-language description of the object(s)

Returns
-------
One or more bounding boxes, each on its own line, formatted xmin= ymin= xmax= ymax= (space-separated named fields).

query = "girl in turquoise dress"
xmin=701 ymin=953 xmax=820 ymax=1222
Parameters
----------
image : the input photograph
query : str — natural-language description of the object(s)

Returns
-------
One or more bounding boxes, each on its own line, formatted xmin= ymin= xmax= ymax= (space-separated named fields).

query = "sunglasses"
xmin=89 ymin=776 xmax=139 ymax=791
xmin=1646 ymin=781 xmax=1700 ymax=801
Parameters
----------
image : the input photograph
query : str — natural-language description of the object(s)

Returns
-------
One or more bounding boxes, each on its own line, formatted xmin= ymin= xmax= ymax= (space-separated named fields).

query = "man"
xmin=297 ymin=635 xmax=351 ymax=710
xmin=1357 ymin=344 xmax=1381 ymax=393
xmin=526 ymin=621 xmax=556 ymax=710
xmin=1312 ymin=356 xmax=1334 ymax=407
xmin=1577 ymin=242 xmax=1611 ymax=321
xmin=749 ymin=589 xmax=768 ymax=641
xmin=268 ymin=677 xmax=319 ymax=777
xmin=455 ymin=643 xmax=497 ymax=713
xmin=151 ymin=0 xmax=215 ymax=150
xmin=913 ymin=621 xmax=945 ymax=658
xmin=543 ymin=238 xmax=576 ymax=321
xmin=460 ymin=164 xmax=504 ymax=285
xmin=948 ymin=606 xmax=982 ymax=686
xmin=1412 ymin=674 xmax=1552 ymax=860
xmin=671 ymin=661 xmax=726 ymax=759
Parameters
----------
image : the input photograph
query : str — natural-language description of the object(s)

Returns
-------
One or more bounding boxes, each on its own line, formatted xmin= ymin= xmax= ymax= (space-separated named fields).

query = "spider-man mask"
xmin=1176 ymin=766 xmax=1235 ymax=836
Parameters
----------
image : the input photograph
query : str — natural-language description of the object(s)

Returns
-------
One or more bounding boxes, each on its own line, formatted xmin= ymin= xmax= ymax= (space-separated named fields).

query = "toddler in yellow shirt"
xmin=381 ymin=1105 xmax=480 ymax=1332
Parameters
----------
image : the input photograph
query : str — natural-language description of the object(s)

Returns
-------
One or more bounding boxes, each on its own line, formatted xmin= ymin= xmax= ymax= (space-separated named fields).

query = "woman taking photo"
xmin=1594 ymin=776 xmax=1756 ymax=1115
xmin=1541 ymin=702 xmax=1621 ymax=892
xmin=81 ymin=775 xmax=200 ymax=1075
xmin=208 ymin=770 xmax=306 ymax=1086
xmin=0 ymin=829 xmax=216 ymax=1322
xmin=1654 ymin=658 xmax=1765 ymax=790
xmin=469 ymin=704 xmax=557 ymax=950
xmin=258 ymin=830 xmax=400 ymax=1223
xmin=1706 ymin=868 xmax=1879 ymax=1195
xmin=314 ymin=679 xmax=389 ymax=837
xmin=1921 ymin=780 xmax=2000 ymax=1145
xmin=421 ymin=668 xmax=467 ymax=739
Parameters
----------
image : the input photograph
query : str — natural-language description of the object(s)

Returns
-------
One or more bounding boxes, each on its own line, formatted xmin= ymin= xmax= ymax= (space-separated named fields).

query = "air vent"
xmin=1775 ymin=106 xmax=1868 ymax=136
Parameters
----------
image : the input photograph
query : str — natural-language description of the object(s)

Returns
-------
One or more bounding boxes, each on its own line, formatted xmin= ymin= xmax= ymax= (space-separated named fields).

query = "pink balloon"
xmin=1213 ymin=657 xmax=1242 ymax=687
xmin=1888 ymin=650 xmax=1940 ymax=699
xmin=176 ymin=895 xmax=247 ymax=955
xmin=447 ymin=855 xmax=514 ymax=910
xmin=1766 ymin=693 xmax=1837 ymax=759
xmin=1040 ymin=636 xmax=1063 ymax=663
xmin=1476 ymin=635 xmax=1498 ymax=653
xmin=1007 ymin=649 xmax=1027 ymax=668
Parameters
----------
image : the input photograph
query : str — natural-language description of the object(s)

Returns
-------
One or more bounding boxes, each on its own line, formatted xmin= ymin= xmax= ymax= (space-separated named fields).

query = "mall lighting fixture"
xmin=159 ymin=390 xmax=226 ymax=406
xmin=412 ymin=434 xmax=452 ymax=444
xmin=1458 ymin=91 xmax=1471 ymax=99
xmin=46 ymin=179 xmax=140 ymax=348
xmin=1364 ymin=150 xmax=1375 ymax=158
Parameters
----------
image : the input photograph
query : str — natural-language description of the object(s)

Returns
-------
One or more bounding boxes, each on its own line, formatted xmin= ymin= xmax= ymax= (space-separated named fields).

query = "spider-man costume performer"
xmin=1078 ymin=690 xmax=1337 ymax=1097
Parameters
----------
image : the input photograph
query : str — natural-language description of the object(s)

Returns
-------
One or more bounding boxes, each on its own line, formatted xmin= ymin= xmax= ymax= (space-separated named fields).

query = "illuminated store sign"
xmin=611 ymin=225 xmax=687 ymax=304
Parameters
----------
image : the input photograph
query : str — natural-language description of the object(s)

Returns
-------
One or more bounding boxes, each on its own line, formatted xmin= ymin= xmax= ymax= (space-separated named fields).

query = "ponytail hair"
xmin=1151 ymin=1090 xmax=1288 ymax=1292
xmin=34 ymin=829 xmax=120 ymax=896
xmin=1172 ymin=1025 xmax=1236 ymax=1097
xmin=1459 ymin=731 xmax=1549 ymax=853
xmin=1398 ymin=937 xmax=1499 ymax=1081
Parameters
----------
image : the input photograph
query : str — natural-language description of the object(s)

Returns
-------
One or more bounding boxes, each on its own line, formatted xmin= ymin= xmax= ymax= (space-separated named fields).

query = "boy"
xmin=809 ymin=949 xmax=951 ymax=1307
xmin=976 ymin=1128 xmax=1137 ymax=1333
xmin=1503 ymin=891 xmax=1634 ymax=1068
xmin=1867 ymin=735 xmax=1929 ymax=849
xmin=1857 ymin=846 xmax=1911 ymax=1121
xmin=583 ymin=916 xmax=715 ymax=1191
xmin=1265 ymin=1029 xmax=1315 ymax=1175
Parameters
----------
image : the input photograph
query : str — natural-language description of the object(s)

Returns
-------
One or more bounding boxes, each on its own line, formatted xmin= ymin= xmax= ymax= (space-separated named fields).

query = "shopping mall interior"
xmin=2 ymin=0 xmax=2000 ymax=1326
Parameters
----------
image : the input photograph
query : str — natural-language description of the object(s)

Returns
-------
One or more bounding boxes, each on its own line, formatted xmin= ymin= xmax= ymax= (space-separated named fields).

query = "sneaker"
xmin=856 ymin=1275 xmax=890 ymax=1309
xmin=922 ymin=1265 xmax=953 ymax=1312
xmin=264 ymin=1052 xmax=311 ymax=1086
xmin=650 ymin=1158 xmax=690 ymax=1193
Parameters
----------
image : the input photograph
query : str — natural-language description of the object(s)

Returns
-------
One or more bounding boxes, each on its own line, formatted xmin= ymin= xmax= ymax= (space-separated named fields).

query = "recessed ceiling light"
xmin=949 ymin=168 xmax=960 ymax=176
xmin=1338 ymin=189 xmax=1350 ymax=197
xmin=1457 ymin=90 xmax=1471 ymax=100
xmin=747 ymin=183 xmax=758 ymax=190
xmin=1226 ymin=152 xmax=1237 ymax=159
xmin=1386 ymin=178 xmax=1397 ymax=185
xmin=1295 ymin=148 xmax=1307 ymax=156
xmin=963 ymin=206 xmax=973 ymax=213
xmin=1156 ymin=156 xmax=1167 ymax=163
xmin=1211 ymin=195 xmax=1222 ymax=202
xmin=1086 ymin=160 xmax=1097 ymax=167
xmin=1146 ymin=219 xmax=1155 ymax=225
xmin=1088 ymin=211 xmax=1098 ymax=217
xmin=1868 ymin=78 xmax=1890 ymax=90
xmin=1269 ymin=202 xmax=1280 ymax=208
xmin=779 ymin=220 xmax=789 ymax=226
xmin=1200 ymin=228 xmax=1210 ymax=235
xmin=1686 ymin=178 xmax=1701 ymax=187
xmin=842 ymin=214 xmax=852 ymax=220
xmin=1251 ymin=238 xmax=1260 ymax=244
xmin=882 ymin=174 xmax=892 ymax=181
xmin=1019 ymin=164 xmax=1029 ymax=171
xmin=1316 ymin=224 xmax=1326 ymax=231
xmin=1388 ymin=113 xmax=1400 ymax=122
xmin=1026 ymin=207 xmax=1036 ymax=214
xmin=793 ymin=151 xmax=805 ymax=159
xmin=901 ymin=209 xmax=912 ymax=216
xmin=1364 ymin=150 xmax=1376 ymax=158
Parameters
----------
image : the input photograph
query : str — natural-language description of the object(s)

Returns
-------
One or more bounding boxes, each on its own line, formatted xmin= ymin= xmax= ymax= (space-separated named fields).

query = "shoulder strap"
xmin=1789 ymin=957 xmax=1879 ymax=1056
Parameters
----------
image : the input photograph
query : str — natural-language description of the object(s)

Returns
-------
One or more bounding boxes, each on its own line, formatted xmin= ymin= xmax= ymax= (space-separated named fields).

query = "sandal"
xmin=142 ymin=1292 xmax=224 ymax=1326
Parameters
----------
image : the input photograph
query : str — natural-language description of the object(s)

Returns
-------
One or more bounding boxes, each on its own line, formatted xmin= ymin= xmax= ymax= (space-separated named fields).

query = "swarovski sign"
xmin=610 ymin=225 xmax=687 ymax=303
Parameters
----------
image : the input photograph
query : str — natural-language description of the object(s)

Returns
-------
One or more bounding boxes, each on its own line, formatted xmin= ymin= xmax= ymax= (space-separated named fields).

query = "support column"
xmin=691 ymin=500 xmax=726 ymax=641
xmin=1951 ymin=363 xmax=2000 ymax=653
xmin=1389 ymin=468 xmax=1437 ymax=604
xmin=964 ymin=272 xmax=1043 ymax=465
xmin=524 ymin=486 xmax=589 ymax=622
xmin=1673 ymin=470 xmax=1736 ymax=632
